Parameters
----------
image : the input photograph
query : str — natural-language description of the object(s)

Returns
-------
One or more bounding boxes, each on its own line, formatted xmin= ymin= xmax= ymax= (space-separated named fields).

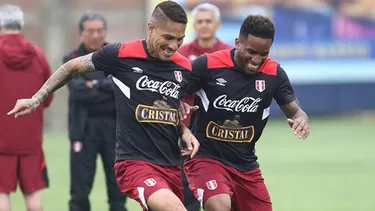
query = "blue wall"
xmin=269 ymin=60 xmax=375 ymax=116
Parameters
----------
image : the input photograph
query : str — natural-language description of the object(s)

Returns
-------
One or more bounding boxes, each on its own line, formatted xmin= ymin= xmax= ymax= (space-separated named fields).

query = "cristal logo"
xmin=213 ymin=95 xmax=262 ymax=113
xmin=136 ymin=75 xmax=181 ymax=99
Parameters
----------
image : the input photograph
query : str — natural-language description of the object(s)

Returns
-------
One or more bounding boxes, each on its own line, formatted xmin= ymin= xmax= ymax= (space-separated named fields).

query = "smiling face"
xmin=147 ymin=20 xmax=186 ymax=61
xmin=234 ymin=34 xmax=273 ymax=74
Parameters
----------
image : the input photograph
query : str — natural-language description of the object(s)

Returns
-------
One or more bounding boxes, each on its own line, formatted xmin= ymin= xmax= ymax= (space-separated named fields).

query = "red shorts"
xmin=114 ymin=160 xmax=183 ymax=211
xmin=0 ymin=151 xmax=48 ymax=194
xmin=184 ymin=157 xmax=272 ymax=211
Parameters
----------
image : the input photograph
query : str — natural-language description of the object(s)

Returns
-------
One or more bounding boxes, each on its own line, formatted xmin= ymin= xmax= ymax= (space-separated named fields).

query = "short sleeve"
xmin=92 ymin=43 xmax=121 ymax=74
xmin=273 ymin=66 xmax=296 ymax=105
xmin=184 ymin=54 xmax=208 ymax=95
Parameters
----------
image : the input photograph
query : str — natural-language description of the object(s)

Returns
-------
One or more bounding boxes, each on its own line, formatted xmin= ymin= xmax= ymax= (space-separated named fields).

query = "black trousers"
xmin=69 ymin=117 xmax=127 ymax=211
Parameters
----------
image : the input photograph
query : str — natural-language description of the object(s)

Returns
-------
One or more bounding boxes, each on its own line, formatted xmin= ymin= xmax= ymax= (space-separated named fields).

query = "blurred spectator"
xmin=0 ymin=4 xmax=53 ymax=211
xmin=63 ymin=10 xmax=127 ymax=211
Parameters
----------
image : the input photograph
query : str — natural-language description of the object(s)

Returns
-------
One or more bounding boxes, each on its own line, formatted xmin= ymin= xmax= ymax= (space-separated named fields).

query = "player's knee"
xmin=26 ymin=202 xmax=42 ymax=211
xmin=147 ymin=188 xmax=186 ymax=211
xmin=204 ymin=194 xmax=231 ymax=211
xmin=0 ymin=193 xmax=11 ymax=211
xmin=24 ymin=191 xmax=42 ymax=211
xmin=161 ymin=204 xmax=186 ymax=211
xmin=148 ymin=200 xmax=186 ymax=211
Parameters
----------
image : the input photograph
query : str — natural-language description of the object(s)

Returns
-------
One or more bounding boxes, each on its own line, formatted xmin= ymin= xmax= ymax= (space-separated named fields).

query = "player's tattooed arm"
xmin=7 ymin=53 xmax=96 ymax=118
xmin=280 ymin=99 xmax=310 ymax=139
xmin=33 ymin=53 xmax=95 ymax=102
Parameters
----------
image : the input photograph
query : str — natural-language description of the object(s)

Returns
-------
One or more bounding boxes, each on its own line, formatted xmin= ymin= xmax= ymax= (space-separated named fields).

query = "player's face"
xmin=193 ymin=10 xmax=220 ymax=40
xmin=80 ymin=20 xmax=106 ymax=52
xmin=148 ymin=20 xmax=186 ymax=61
xmin=235 ymin=35 xmax=272 ymax=74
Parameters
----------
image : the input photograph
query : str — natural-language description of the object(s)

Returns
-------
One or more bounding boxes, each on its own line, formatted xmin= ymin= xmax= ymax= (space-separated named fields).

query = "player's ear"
xmin=148 ymin=22 xmax=155 ymax=35
xmin=235 ymin=38 xmax=240 ymax=49
xmin=215 ymin=20 xmax=221 ymax=31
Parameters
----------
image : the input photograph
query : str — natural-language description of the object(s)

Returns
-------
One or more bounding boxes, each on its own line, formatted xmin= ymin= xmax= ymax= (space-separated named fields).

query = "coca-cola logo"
xmin=136 ymin=75 xmax=181 ymax=99
xmin=213 ymin=95 xmax=262 ymax=113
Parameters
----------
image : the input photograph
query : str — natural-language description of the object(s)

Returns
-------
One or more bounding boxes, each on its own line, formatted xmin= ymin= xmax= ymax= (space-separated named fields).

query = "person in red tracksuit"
xmin=178 ymin=3 xmax=232 ymax=210
xmin=178 ymin=3 xmax=232 ymax=127
xmin=0 ymin=5 xmax=53 ymax=211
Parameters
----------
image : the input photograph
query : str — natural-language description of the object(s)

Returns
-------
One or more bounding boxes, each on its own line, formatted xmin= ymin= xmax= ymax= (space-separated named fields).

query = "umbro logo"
xmin=132 ymin=67 xmax=143 ymax=74
xmin=216 ymin=78 xmax=227 ymax=86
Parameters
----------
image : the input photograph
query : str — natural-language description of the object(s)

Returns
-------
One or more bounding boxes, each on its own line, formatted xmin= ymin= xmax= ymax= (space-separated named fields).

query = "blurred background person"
xmin=63 ymin=10 xmax=127 ymax=211
xmin=0 ymin=4 xmax=53 ymax=211
xmin=8 ymin=0 xmax=375 ymax=210
xmin=177 ymin=3 xmax=231 ymax=211
xmin=178 ymin=3 xmax=231 ymax=62
xmin=178 ymin=2 xmax=231 ymax=126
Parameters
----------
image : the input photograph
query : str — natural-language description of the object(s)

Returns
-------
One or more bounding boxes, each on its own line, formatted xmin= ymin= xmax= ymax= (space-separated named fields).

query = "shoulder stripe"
xmin=118 ymin=40 xmax=147 ymax=58
xmin=207 ymin=49 xmax=234 ymax=69
xmin=259 ymin=59 xmax=278 ymax=76
xmin=171 ymin=52 xmax=192 ymax=71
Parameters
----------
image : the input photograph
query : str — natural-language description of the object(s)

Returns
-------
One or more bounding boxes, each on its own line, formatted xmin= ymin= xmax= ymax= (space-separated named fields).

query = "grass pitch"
xmin=11 ymin=116 xmax=375 ymax=211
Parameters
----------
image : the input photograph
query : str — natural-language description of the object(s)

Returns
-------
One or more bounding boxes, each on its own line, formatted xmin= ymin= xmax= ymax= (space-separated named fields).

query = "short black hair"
xmin=152 ymin=1 xmax=187 ymax=24
xmin=239 ymin=15 xmax=275 ymax=40
xmin=78 ymin=10 xmax=107 ymax=33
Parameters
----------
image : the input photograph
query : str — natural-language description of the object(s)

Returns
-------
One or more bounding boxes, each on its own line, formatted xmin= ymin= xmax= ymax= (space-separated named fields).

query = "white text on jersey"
xmin=136 ymin=75 xmax=181 ymax=99
xmin=213 ymin=95 xmax=262 ymax=113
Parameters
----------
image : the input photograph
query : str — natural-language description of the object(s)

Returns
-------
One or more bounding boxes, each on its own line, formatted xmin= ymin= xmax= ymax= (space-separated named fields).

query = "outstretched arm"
xmin=280 ymin=99 xmax=308 ymax=121
xmin=280 ymin=99 xmax=309 ymax=139
xmin=274 ymin=66 xmax=310 ymax=139
xmin=36 ymin=53 xmax=95 ymax=102
xmin=8 ymin=53 xmax=95 ymax=118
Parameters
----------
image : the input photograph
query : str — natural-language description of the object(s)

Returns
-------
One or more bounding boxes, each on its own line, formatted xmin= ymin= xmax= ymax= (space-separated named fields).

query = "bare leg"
xmin=24 ymin=191 xmax=42 ymax=211
xmin=0 ymin=193 xmax=11 ymax=211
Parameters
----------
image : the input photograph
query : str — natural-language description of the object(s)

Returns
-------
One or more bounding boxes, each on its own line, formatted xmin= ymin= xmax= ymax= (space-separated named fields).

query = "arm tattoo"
xmin=32 ymin=53 xmax=95 ymax=103
xmin=83 ymin=56 xmax=96 ymax=73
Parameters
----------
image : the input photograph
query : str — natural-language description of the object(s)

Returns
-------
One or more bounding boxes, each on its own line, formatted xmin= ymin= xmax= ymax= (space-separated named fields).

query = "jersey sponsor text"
xmin=213 ymin=95 xmax=262 ymax=113
xmin=206 ymin=120 xmax=255 ymax=143
xmin=136 ymin=75 xmax=181 ymax=99
xmin=135 ymin=102 xmax=179 ymax=126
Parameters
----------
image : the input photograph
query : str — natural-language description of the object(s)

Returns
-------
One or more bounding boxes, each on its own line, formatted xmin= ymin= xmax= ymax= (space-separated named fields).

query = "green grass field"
xmin=10 ymin=116 xmax=375 ymax=211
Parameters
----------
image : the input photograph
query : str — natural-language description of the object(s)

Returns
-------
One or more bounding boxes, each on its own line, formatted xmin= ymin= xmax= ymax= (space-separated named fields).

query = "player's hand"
xmin=287 ymin=117 xmax=310 ymax=139
xmin=180 ymin=129 xmax=200 ymax=158
xmin=179 ymin=101 xmax=199 ymax=120
xmin=7 ymin=98 xmax=41 ymax=118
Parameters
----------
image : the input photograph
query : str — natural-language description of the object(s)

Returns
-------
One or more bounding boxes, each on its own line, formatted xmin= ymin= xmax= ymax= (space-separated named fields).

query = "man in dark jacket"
xmin=0 ymin=4 xmax=53 ymax=211
xmin=63 ymin=11 xmax=126 ymax=211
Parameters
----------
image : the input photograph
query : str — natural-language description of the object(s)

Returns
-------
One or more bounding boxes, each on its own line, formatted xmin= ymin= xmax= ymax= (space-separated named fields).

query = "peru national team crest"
xmin=174 ymin=71 xmax=183 ymax=82
xmin=144 ymin=178 xmax=156 ymax=187
xmin=206 ymin=180 xmax=218 ymax=190
xmin=255 ymin=80 xmax=266 ymax=92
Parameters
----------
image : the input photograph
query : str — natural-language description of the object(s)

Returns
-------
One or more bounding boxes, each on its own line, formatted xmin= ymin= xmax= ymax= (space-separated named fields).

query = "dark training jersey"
xmin=91 ymin=40 xmax=191 ymax=166
xmin=185 ymin=49 xmax=296 ymax=171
